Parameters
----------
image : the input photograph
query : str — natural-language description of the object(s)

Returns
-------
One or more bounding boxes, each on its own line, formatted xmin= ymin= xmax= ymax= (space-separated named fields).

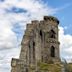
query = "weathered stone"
xmin=11 ymin=16 xmax=60 ymax=72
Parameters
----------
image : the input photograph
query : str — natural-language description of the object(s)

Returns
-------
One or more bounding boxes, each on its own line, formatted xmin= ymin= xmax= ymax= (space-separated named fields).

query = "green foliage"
xmin=37 ymin=62 xmax=61 ymax=72
xmin=29 ymin=61 xmax=72 ymax=72
xmin=67 ymin=63 xmax=72 ymax=72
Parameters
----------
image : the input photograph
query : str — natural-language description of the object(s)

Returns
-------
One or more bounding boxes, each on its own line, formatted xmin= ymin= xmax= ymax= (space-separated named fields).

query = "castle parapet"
xmin=31 ymin=20 xmax=39 ymax=24
xmin=44 ymin=16 xmax=59 ymax=24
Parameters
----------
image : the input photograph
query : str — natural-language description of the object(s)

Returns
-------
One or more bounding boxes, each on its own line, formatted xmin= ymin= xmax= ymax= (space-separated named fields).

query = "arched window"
xmin=29 ymin=41 xmax=35 ymax=63
xmin=40 ymin=30 xmax=42 ymax=40
xmin=33 ymin=41 xmax=35 ymax=60
xmin=49 ymin=29 xmax=55 ymax=38
xmin=29 ymin=44 xmax=31 ymax=64
xmin=51 ymin=46 xmax=55 ymax=57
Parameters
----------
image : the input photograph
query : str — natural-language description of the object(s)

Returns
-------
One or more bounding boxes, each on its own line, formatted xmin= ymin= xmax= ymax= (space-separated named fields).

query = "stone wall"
xmin=11 ymin=16 xmax=60 ymax=72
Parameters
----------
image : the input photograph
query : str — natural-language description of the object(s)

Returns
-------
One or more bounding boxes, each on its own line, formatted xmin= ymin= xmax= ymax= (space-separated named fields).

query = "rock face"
xmin=11 ymin=16 xmax=60 ymax=72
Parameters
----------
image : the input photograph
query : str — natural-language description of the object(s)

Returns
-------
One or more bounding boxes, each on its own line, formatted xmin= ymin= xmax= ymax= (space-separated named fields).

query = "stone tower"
xmin=11 ymin=16 xmax=60 ymax=72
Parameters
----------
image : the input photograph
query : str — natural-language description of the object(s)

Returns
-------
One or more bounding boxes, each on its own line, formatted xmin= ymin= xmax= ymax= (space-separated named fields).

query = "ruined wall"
xmin=11 ymin=16 xmax=60 ymax=72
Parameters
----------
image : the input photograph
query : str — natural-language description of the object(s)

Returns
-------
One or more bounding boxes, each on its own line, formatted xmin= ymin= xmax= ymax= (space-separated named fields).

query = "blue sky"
xmin=0 ymin=0 xmax=72 ymax=72
xmin=42 ymin=0 xmax=72 ymax=35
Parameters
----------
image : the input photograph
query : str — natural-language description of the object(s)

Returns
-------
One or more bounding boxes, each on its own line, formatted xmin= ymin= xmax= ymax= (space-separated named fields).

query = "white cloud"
xmin=59 ymin=27 xmax=72 ymax=62
xmin=0 ymin=0 xmax=58 ymax=50
xmin=0 ymin=0 xmax=72 ymax=72
xmin=0 ymin=19 xmax=18 ymax=49
xmin=0 ymin=0 xmax=58 ymax=72
xmin=0 ymin=47 xmax=20 ymax=72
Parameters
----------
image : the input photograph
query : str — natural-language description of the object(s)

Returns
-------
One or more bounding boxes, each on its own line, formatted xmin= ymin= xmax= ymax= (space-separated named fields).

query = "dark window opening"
xmin=33 ymin=41 xmax=35 ymax=47
xmin=26 ymin=68 xmax=28 ymax=72
xmin=33 ymin=41 xmax=35 ymax=60
xmin=51 ymin=46 xmax=55 ymax=57
xmin=41 ymin=56 xmax=43 ymax=62
xmin=51 ymin=30 xmax=55 ymax=34
xmin=40 ymin=30 xmax=42 ymax=39
xmin=49 ymin=29 xmax=55 ymax=38
xmin=29 ymin=44 xmax=31 ymax=64
xmin=51 ymin=34 xmax=55 ymax=38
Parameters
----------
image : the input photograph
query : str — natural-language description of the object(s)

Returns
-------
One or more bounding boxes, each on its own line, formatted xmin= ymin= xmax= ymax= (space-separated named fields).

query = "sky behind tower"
xmin=0 ymin=0 xmax=72 ymax=72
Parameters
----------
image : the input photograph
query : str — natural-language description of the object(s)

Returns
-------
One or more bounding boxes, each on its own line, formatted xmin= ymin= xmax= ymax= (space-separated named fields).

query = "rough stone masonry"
xmin=11 ymin=16 xmax=60 ymax=72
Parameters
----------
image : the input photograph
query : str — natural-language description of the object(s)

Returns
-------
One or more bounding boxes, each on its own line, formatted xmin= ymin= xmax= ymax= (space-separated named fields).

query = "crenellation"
xmin=40 ymin=20 xmax=44 ymax=24
xmin=11 ymin=16 xmax=60 ymax=72
xmin=44 ymin=16 xmax=59 ymax=24
xmin=31 ymin=20 xmax=39 ymax=24
xmin=26 ymin=23 xmax=33 ymax=30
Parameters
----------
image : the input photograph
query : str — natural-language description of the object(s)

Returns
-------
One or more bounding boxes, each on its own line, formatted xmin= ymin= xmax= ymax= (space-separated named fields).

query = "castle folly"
xmin=11 ymin=16 xmax=60 ymax=72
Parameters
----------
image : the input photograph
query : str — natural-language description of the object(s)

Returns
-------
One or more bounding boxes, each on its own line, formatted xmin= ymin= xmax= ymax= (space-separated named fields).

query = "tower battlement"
xmin=44 ymin=16 xmax=59 ymax=24
xmin=31 ymin=20 xmax=39 ymax=24
xmin=11 ymin=16 xmax=60 ymax=72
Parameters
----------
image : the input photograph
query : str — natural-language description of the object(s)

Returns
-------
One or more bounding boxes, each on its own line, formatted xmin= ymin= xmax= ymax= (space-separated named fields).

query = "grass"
xmin=29 ymin=62 xmax=72 ymax=72
xmin=38 ymin=62 xmax=62 ymax=72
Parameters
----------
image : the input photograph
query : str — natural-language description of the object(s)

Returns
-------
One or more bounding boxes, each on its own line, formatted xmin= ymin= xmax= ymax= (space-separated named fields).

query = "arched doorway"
xmin=51 ymin=46 xmax=55 ymax=57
